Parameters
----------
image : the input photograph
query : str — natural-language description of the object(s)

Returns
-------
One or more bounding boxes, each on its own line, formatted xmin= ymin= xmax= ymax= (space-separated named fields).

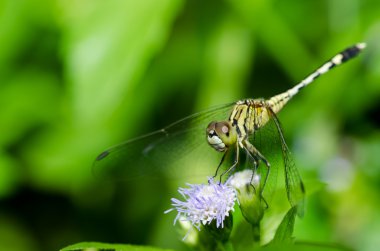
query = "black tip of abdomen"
xmin=341 ymin=44 xmax=365 ymax=62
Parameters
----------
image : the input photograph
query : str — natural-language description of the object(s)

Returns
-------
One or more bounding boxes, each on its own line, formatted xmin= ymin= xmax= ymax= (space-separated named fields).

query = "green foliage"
xmin=61 ymin=242 xmax=174 ymax=251
xmin=0 ymin=0 xmax=379 ymax=250
xmin=270 ymin=206 xmax=298 ymax=245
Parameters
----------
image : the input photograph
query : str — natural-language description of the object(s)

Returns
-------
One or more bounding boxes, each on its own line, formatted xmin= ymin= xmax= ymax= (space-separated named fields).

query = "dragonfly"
xmin=94 ymin=43 xmax=366 ymax=214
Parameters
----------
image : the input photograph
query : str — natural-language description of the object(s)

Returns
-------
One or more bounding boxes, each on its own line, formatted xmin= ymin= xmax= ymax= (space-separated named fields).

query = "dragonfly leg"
xmin=212 ymin=150 xmax=228 ymax=181
xmin=245 ymin=148 xmax=259 ymax=194
xmin=245 ymin=148 xmax=259 ymax=171
xmin=245 ymin=152 xmax=269 ymax=209
xmin=244 ymin=140 xmax=271 ymax=193
xmin=218 ymin=144 xmax=240 ymax=184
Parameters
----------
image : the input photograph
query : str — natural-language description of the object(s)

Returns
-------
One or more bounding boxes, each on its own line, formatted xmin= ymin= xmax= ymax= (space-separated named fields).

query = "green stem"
xmin=252 ymin=223 xmax=261 ymax=243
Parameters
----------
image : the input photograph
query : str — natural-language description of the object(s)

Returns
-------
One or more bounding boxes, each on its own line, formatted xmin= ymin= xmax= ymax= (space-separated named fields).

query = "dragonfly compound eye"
xmin=206 ymin=121 xmax=237 ymax=152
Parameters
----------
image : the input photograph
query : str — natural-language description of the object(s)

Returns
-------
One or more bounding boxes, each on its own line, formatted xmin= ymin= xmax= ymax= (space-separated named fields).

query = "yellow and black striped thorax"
xmin=228 ymin=99 xmax=273 ymax=140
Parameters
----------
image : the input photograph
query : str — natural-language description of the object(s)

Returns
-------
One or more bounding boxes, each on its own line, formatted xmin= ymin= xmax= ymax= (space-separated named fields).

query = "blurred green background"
xmin=0 ymin=0 xmax=379 ymax=250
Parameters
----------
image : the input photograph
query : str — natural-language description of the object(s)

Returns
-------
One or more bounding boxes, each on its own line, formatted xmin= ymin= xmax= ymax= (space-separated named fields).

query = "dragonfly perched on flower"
xmin=94 ymin=43 xmax=366 ymax=214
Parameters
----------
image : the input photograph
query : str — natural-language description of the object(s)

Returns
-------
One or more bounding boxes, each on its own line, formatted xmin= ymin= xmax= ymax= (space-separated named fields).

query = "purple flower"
xmin=165 ymin=179 xmax=236 ymax=231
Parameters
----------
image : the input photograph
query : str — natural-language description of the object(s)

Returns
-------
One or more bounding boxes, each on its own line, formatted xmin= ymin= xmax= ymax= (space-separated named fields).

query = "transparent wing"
xmin=93 ymin=103 xmax=235 ymax=183
xmin=248 ymin=117 xmax=281 ymax=203
xmin=281 ymin=139 xmax=305 ymax=216
xmin=248 ymin=108 xmax=305 ymax=216
xmin=268 ymin=108 xmax=305 ymax=216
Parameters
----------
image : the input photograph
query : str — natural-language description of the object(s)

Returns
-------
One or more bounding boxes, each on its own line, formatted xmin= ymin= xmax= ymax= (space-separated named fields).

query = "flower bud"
xmin=228 ymin=170 xmax=265 ymax=226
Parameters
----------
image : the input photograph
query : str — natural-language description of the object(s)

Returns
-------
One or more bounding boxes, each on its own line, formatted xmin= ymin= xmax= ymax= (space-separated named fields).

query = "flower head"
xmin=165 ymin=179 xmax=236 ymax=231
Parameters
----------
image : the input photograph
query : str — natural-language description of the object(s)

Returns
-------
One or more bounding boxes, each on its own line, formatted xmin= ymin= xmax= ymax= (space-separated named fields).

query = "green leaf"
xmin=60 ymin=242 xmax=175 ymax=251
xmin=261 ymin=243 xmax=352 ymax=251
xmin=270 ymin=206 xmax=298 ymax=244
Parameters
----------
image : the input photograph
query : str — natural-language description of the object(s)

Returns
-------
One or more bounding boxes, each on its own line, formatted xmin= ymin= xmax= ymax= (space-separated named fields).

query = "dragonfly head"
xmin=206 ymin=121 xmax=237 ymax=152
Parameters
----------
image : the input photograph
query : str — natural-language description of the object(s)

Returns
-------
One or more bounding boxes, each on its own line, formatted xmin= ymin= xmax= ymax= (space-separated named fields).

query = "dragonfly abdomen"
xmin=266 ymin=92 xmax=291 ymax=115
xmin=267 ymin=43 xmax=366 ymax=115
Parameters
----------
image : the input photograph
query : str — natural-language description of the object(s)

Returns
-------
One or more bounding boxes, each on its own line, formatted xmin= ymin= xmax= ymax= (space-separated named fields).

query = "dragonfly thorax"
xmin=206 ymin=121 xmax=237 ymax=152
